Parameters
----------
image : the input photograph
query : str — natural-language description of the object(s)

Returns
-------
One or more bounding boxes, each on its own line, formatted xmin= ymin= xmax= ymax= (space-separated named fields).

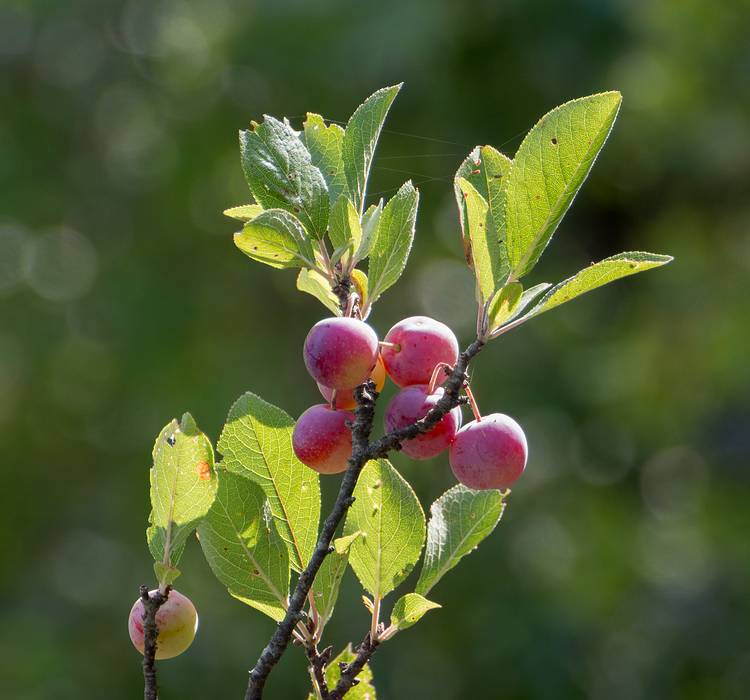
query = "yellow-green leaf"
xmin=223 ymin=204 xmax=263 ymax=222
xmin=389 ymin=593 xmax=441 ymax=632
xmin=297 ymin=268 xmax=341 ymax=315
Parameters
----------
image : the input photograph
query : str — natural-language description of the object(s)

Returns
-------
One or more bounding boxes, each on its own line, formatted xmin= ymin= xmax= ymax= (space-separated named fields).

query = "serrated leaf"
xmin=355 ymin=199 xmax=383 ymax=262
xmin=416 ymin=485 xmax=506 ymax=596
xmin=366 ymin=181 xmax=418 ymax=306
xmin=297 ymin=268 xmax=341 ymax=315
xmin=303 ymin=112 xmax=348 ymax=204
xmin=480 ymin=145 xmax=513 ymax=252
xmin=223 ymin=204 xmax=264 ymax=221
xmin=505 ymin=92 xmax=622 ymax=279
xmin=390 ymin=593 xmax=441 ymax=632
xmin=307 ymin=645 xmax=376 ymax=700
xmin=147 ymin=413 xmax=217 ymax=580
xmin=240 ymin=116 xmax=329 ymax=238
xmin=197 ymin=469 xmax=289 ymax=621
xmin=234 ymin=209 xmax=316 ymax=269
xmin=517 ymin=251 xmax=673 ymax=322
xmin=343 ymin=459 xmax=425 ymax=599
xmin=487 ymin=282 xmax=523 ymax=330
xmin=453 ymin=146 xmax=512 ymax=273
xmin=218 ymin=392 xmax=321 ymax=572
xmin=328 ymin=196 xmax=362 ymax=266
xmin=342 ymin=84 xmax=401 ymax=214
xmin=457 ymin=178 xmax=502 ymax=304
xmin=312 ymin=532 xmax=361 ymax=628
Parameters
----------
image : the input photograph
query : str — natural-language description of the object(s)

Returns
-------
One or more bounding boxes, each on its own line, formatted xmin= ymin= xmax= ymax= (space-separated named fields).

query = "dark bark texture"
xmin=140 ymin=585 xmax=171 ymax=700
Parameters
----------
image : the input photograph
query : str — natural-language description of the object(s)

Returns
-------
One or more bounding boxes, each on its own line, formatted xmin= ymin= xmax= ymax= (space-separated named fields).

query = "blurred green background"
xmin=2 ymin=0 xmax=749 ymax=697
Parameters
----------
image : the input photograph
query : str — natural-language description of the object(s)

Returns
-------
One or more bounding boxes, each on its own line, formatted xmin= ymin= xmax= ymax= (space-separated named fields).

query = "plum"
xmin=303 ymin=317 xmax=379 ymax=390
xmin=449 ymin=413 xmax=527 ymax=490
xmin=128 ymin=589 xmax=198 ymax=660
xmin=293 ymin=404 xmax=354 ymax=474
xmin=317 ymin=355 xmax=387 ymax=409
xmin=384 ymin=385 xmax=462 ymax=460
xmin=380 ymin=316 xmax=459 ymax=388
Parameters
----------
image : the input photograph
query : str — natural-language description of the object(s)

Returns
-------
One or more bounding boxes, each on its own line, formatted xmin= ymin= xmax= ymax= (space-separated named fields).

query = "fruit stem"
xmin=428 ymin=362 xmax=453 ymax=395
xmin=378 ymin=341 xmax=400 ymax=350
xmin=463 ymin=382 xmax=482 ymax=421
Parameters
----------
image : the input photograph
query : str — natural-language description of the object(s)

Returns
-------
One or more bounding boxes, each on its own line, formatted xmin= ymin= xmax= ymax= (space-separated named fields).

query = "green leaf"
xmin=355 ymin=199 xmax=383 ymax=262
xmin=146 ymin=413 xmax=217 ymax=581
xmin=453 ymin=146 xmax=512 ymax=273
xmin=343 ymin=459 xmax=425 ymax=599
xmin=366 ymin=181 xmax=418 ymax=306
xmin=480 ymin=145 xmax=513 ymax=252
xmin=303 ymin=112 xmax=348 ymax=204
xmin=517 ymin=251 xmax=673 ymax=322
xmin=240 ymin=116 xmax=329 ymax=238
xmin=328 ymin=196 xmax=362 ymax=265
xmin=342 ymin=84 xmax=401 ymax=214
xmin=234 ymin=209 xmax=316 ymax=270
xmin=312 ymin=532 xmax=361 ymax=628
xmin=296 ymin=268 xmax=341 ymax=315
xmin=457 ymin=178 xmax=502 ymax=304
xmin=489 ymin=282 xmax=552 ymax=338
xmin=307 ymin=645 xmax=376 ymax=700
xmin=223 ymin=204 xmax=263 ymax=222
xmin=487 ymin=282 xmax=523 ymax=330
xmin=505 ymin=92 xmax=622 ymax=279
xmin=389 ymin=593 xmax=441 ymax=632
xmin=218 ymin=392 xmax=321 ymax=572
xmin=153 ymin=561 xmax=181 ymax=586
xmin=197 ymin=469 xmax=290 ymax=621
xmin=415 ymin=485 xmax=506 ymax=596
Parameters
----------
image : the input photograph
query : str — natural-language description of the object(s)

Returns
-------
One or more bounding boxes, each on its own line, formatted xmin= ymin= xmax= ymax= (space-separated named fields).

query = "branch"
xmin=327 ymin=633 xmax=379 ymax=700
xmin=244 ymin=338 xmax=486 ymax=699
xmin=306 ymin=644 xmax=333 ymax=699
xmin=367 ymin=338 xmax=485 ymax=458
xmin=140 ymin=585 xmax=171 ymax=700
xmin=244 ymin=381 xmax=378 ymax=699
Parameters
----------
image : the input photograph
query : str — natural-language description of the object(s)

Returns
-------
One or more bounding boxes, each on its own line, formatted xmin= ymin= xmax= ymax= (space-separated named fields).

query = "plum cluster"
xmin=293 ymin=315 xmax=528 ymax=490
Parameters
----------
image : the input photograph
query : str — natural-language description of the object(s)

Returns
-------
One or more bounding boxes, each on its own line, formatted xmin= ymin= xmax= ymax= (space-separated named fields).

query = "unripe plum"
xmin=293 ymin=404 xmax=354 ymax=474
xmin=303 ymin=317 xmax=379 ymax=391
xmin=317 ymin=355 xmax=386 ymax=409
xmin=128 ymin=589 xmax=198 ymax=660
xmin=449 ymin=414 xmax=528 ymax=490
xmin=384 ymin=385 xmax=462 ymax=460
xmin=380 ymin=316 xmax=459 ymax=388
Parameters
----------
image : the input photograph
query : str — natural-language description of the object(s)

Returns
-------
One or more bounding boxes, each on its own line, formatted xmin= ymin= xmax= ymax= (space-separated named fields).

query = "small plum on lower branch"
xmin=128 ymin=589 xmax=198 ymax=660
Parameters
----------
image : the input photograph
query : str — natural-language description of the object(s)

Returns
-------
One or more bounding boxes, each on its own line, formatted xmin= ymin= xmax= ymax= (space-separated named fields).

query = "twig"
xmin=368 ymin=338 xmax=485 ymax=458
xmin=327 ymin=633 xmax=379 ymax=700
xmin=140 ymin=585 xmax=171 ymax=700
xmin=244 ymin=338 xmax=486 ymax=699
xmin=306 ymin=644 xmax=333 ymax=699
